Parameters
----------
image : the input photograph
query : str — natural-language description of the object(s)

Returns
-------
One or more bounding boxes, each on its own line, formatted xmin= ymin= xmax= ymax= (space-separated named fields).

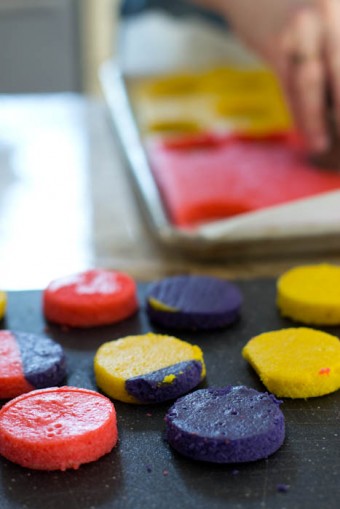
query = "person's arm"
xmin=192 ymin=0 xmax=340 ymax=154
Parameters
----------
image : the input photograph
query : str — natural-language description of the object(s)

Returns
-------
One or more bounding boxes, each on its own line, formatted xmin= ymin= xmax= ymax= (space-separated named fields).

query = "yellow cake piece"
xmin=242 ymin=327 xmax=340 ymax=398
xmin=147 ymin=119 xmax=201 ymax=134
xmin=94 ymin=332 xmax=205 ymax=403
xmin=142 ymin=73 xmax=199 ymax=97
xmin=199 ymin=67 xmax=279 ymax=94
xmin=0 ymin=291 xmax=6 ymax=320
xmin=130 ymin=65 xmax=292 ymax=136
xmin=277 ymin=264 xmax=340 ymax=325
xmin=148 ymin=297 xmax=177 ymax=312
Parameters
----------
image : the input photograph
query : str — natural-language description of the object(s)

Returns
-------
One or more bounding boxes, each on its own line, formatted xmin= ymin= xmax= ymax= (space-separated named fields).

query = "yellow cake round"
xmin=277 ymin=264 xmax=340 ymax=325
xmin=0 ymin=291 xmax=6 ymax=320
xmin=242 ymin=327 xmax=340 ymax=398
xmin=94 ymin=332 xmax=206 ymax=404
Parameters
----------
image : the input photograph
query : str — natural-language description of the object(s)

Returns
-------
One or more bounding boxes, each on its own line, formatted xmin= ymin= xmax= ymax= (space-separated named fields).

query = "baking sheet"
xmin=101 ymin=62 xmax=340 ymax=259
xmin=101 ymin=11 xmax=340 ymax=258
xmin=0 ymin=280 xmax=339 ymax=509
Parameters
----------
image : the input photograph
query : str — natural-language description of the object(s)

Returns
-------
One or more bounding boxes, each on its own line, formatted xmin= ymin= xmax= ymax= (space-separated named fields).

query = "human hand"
xmin=200 ymin=0 xmax=340 ymax=154
xmin=271 ymin=0 xmax=340 ymax=155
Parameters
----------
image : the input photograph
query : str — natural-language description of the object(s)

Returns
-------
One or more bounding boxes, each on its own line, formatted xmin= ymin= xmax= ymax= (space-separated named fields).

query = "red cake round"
xmin=0 ymin=387 xmax=118 ymax=471
xmin=43 ymin=269 xmax=138 ymax=328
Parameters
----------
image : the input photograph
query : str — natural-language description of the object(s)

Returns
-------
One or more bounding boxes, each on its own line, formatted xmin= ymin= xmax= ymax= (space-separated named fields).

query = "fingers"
xmin=278 ymin=7 xmax=328 ymax=153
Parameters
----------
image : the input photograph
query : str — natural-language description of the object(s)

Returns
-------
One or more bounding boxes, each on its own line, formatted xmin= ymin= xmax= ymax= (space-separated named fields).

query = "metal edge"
xmin=99 ymin=62 xmax=174 ymax=238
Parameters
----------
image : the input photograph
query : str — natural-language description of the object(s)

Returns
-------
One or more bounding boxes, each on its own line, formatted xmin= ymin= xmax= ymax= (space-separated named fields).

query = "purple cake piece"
xmin=125 ymin=360 xmax=204 ymax=403
xmin=0 ymin=330 xmax=67 ymax=399
xmin=15 ymin=331 xmax=66 ymax=389
xmin=146 ymin=275 xmax=242 ymax=330
xmin=165 ymin=386 xmax=285 ymax=463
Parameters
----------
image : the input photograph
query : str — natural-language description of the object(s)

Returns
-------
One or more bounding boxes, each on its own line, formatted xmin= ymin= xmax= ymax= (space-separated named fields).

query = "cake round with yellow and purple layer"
xmin=146 ymin=275 xmax=242 ymax=330
xmin=94 ymin=332 xmax=206 ymax=404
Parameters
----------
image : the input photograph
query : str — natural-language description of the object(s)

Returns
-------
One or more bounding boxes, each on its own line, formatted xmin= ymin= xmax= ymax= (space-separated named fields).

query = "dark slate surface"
xmin=0 ymin=279 xmax=339 ymax=509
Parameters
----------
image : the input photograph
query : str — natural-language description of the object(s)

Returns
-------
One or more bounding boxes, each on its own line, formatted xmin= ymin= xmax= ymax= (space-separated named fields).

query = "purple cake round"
xmin=146 ymin=275 xmax=242 ymax=330
xmin=165 ymin=386 xmax=285 ymax=463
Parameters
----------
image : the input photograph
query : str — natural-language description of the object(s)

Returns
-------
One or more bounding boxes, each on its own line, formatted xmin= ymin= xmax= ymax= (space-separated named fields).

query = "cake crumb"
xmin=276 ymin=483 xmax=289 ymax=493
xmin=318 ymin=367 xmax=330 ymax=375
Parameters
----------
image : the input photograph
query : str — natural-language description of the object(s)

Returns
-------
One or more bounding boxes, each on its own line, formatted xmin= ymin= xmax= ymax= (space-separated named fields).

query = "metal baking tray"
xmin=100 ymin=10 xmax=340 ymax=259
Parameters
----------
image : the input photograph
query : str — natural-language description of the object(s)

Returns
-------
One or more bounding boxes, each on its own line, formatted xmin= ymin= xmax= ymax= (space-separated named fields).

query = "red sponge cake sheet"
xmin=147 ymin=133 xmax=340 ymax=227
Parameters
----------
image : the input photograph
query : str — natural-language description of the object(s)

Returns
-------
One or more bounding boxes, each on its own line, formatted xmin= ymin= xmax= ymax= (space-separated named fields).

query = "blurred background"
xmin=1 ymin=0 xmax=339 ymax=291
xmin=0 ymin=0 xmax=118 ymax=96
xmin=1 ymin=0 xmax=235 ymax=289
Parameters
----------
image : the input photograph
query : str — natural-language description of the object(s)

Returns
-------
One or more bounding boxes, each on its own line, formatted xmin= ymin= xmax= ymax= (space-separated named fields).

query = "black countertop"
xmin=0 ymin=279 xmax=339 ymax=509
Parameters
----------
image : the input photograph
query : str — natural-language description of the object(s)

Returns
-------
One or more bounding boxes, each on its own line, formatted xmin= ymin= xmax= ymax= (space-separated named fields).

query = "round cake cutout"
xmin=94 ymin=332 xmax=206 ymax=404
xmin=146 ymin=275 xmax=242 ymax=330
xmin=43 ymin=269 xmax=138 ymax=328
xmin=0 ymin=387 xmax=118 ymax=471
xmin=277 ymin=264 xmax=340 ymax=325
xmin=242 ymin=327 xmax=340 ymax=398
xmin=165 ymin=386 xmax=285 ymax=463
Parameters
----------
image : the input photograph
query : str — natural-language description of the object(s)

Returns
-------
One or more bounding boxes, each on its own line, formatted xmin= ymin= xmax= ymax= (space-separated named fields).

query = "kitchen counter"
xmin=0 ymin=93 xmax=339 ymax=291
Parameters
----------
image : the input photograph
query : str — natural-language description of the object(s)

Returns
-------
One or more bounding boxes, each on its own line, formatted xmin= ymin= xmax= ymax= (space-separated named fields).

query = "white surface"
xmin=0 ymin=93 xmax=169 ymax=290
xmin=0 ymin=95 xmax=93 ymax=289
xmin=199 ymin=191 xmax=340 ymax=240
xmin=119 ymin=11 xmax=261 ymax=75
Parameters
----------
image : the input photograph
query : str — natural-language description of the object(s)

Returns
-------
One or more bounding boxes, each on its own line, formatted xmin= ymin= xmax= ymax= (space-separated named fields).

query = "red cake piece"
xmin=0 ymin=331 xmax=34 ymax=399
xmin=0 ymin=387 xmax=118 ymax=471
xmin=43 ymin=269 xmax=138 ymax=328
xmin=0 ymin=330 xmax=66 ymax=400
xmin=147 ymin=133 xmax=340 ymax=227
